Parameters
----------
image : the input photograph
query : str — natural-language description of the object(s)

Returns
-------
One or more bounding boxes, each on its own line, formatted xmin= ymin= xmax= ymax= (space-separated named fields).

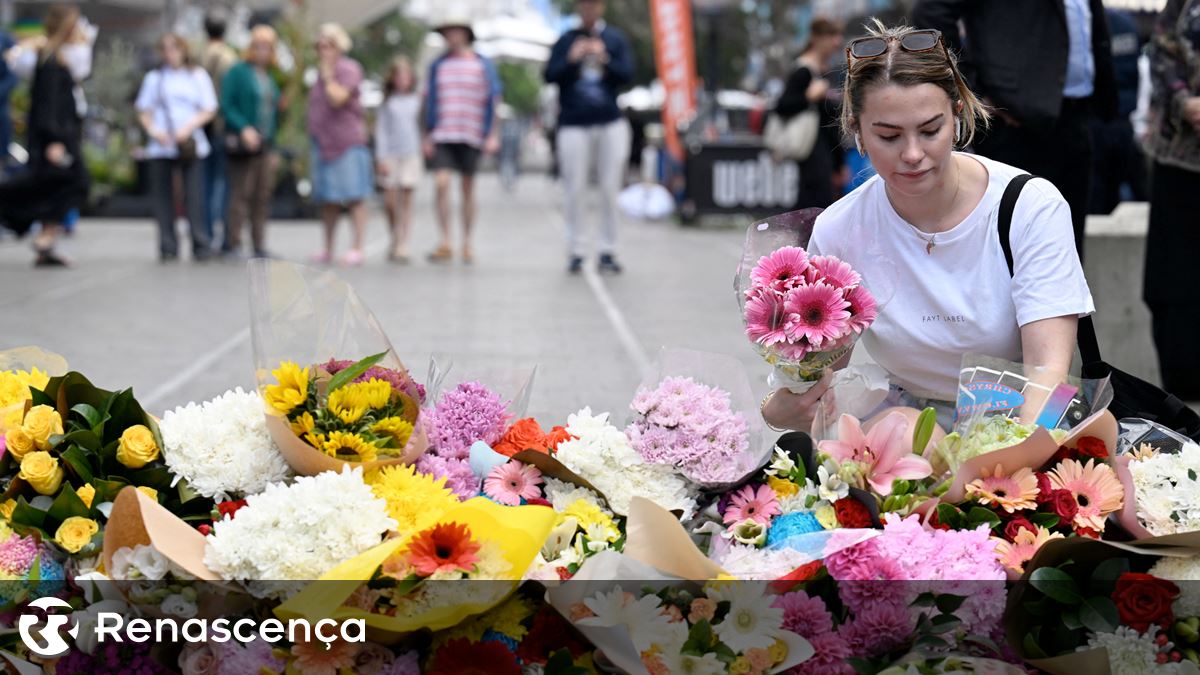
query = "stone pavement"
xmin=0 ymin=174 xmax=763 ymax=425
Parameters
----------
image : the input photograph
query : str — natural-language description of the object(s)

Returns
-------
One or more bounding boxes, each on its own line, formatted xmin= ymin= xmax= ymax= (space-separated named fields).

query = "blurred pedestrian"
xmin=913 ymin=0 xmax=1118 ymax=259
xmin=221 ymin=24 xmax=281 ymax=260
xmin=769 ymin=17 xmax=846 ymax=207
xmin=0 ymin=27 xmax=16 ymax=170
xmin=375 ymin=55 xmax=422 ymax=264
xmin=1143 ymin=0 xmax=1200 ymax=400
xmin=136 ymin=33 xmax=217 ymax=262
xmin=424 ymin=15 xmax=501 ymax=264
xmin=545 ymin=0 xmax=634 ymax=274
xmin=201 ymin=9 xmax=238 ymax=251
xmin=0 ymin=4 xmax=91 ymax=266
xmin=308 ymin=23 xmax=372 ymax=266
xmin=1088 ymin=8 xmax=1147 ymax=214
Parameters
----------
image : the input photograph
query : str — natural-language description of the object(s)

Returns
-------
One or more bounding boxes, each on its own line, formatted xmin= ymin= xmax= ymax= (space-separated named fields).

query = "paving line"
xmin=138 ymin=234 xmax=390 ymax=411
xmin=581 ymin=264 xmax=654 ymax=381
xmin=139 ymin=326 xmax=252 ymax=411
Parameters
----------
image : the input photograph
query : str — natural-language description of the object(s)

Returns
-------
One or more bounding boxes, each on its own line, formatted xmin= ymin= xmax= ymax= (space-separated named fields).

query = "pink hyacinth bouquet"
xmin=740 ymin=244 xmax=877 ymax=391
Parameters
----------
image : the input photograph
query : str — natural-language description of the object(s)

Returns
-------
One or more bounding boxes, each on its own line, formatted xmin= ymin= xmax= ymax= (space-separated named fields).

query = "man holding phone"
xmin=545 ymin=0 xmax=635 ymax=275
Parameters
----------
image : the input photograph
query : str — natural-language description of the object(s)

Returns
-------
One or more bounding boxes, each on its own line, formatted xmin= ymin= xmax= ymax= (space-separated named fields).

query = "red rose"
xmin=771 ymin=561 xmax=824 ymax=593
xmin=1075 ymin=436 xmax=1110 ymax=460
xmin=492 ymin=418 xmax=549 ymax=457
xmin=927 ymin=508 xmax=953 ymax=531
xmin=216 ymin=499 xmax=248 ymax=520
xmin=1047 ymin=446 xmax=1073 ymax=467
xmin=525 ymin=497 xmax=553 ymax=508
xmin=1051 ymin=489 xmax=1079 ymax=522
xmin=834 ymin=497 xmax=873 ymax=528
xmin=1004 ymin=517 xmax=1036 ymax=541
xmin=1113 ymin=572 xmax=1180 ymax=633
xmin=1075 ymin=526 xmax=1102 ymax=539
xmin=197 ymin=524 xmax=212 ymax=536
xmin=1035 ymin=473 xmax=1054 ymax=504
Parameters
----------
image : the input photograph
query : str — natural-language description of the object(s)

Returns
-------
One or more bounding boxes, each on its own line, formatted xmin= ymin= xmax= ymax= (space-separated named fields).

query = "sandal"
xmin=341 ymin=249 xmax=365 ymax=267
xmin=461 ymin=247 xmax=475 ymax=265
xmin=427 ymin=245 xmax=453 ymax=263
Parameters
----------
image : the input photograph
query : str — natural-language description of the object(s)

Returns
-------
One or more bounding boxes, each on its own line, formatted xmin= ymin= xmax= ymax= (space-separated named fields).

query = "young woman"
xmin=220 ymin=24 xmax=282 ymax=259
xmin=0 ymin=4 xmax=91 ymax=267
xmin=761 ymin=23 xmax=1094 ymax=432
xmin=135 ymin=33 xmax=218 ymax=262
xmin=374 ymin=56 xmax=422 ymax=263
xmin=307 ymin=23 xmax=372 ymax=266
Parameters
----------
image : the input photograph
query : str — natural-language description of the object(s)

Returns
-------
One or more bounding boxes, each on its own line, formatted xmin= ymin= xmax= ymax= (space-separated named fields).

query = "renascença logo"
xmin=18 ymin=597 xmax=79 ymax=658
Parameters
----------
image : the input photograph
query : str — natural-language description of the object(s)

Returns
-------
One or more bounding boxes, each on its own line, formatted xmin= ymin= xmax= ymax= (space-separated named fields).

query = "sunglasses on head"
xmin=846 ymin=29 xmax=944 ymax=60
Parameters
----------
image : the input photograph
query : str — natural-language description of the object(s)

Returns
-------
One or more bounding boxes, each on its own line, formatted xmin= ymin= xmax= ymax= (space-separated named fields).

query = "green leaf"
xmin=1190 ymin=469 xmax=1198 ymax=482
xmin=91 ymin=478 xmax=131 ymax=504
xmin=913 ymin=406 xmax=937 ymax=456
xmin=1023 ymin=633 xmax=1049 ymax=659
xmin=1031 ymin=512 xmax=1061 ymax=529
xmin=913 ymin=635 xmax=949 ymax=651
xmin=60 ymin=445 xmax=95 ymax=484
xmin=544 ymin=649 xmax=589 ymax=675
xmin=682 ymin=619 xmax=714 ymax=655
xmin=1080 ymin=596 xmax=1120 ymax=634
xmin=846 ymin=658 xmax=877 ymax=675
xmin=1091 ymin=557 xmax=1131 ymax=594
xmin=936 ymin=503 xmax=964 ymax=529
xmin=963 ymin=634 xmax=1003 ymax=655
xmin=930 ymin=615 xmax=962 ymax=634
xmin=327 ymin=352 xmax=389 ymax=392
xmin=10 ymin=499 xmax=48 ymax=531
xmin=935 ymin=594 xmax=967 ymax=614
xmin=912 ymin=591 xmax=937 ymax=608
xmin=30 ymin=388 xmax=54 ymax=407
xmin=61 ymin=429 xmax=102 ymax=452
xmin=47 ymin=486 xmax=91 ymax=523
xmin=70 ymin=403 xmax=105 ymax=431
xmin=1061 ymin=610 xmax=1082 ymax=630
xmin=1030 ymin=567 xmax=1083 ymax=604
xmin=967 ymin=506 xmax=1001 ymax=528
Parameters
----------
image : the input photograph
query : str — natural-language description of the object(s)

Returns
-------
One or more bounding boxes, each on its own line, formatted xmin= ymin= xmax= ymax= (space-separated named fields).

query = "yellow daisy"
xmin=371 ymin=416 xmax=414 ymax=449
xmin=367 ymin=464 xmax=459 ymax=534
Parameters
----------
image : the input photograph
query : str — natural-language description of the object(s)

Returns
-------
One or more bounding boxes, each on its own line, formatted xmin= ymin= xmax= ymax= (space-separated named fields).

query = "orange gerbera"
xmin=994 ymin=526 xmax=1065 ymax=575
xmin=965 ymin=464 xmax=1039 ymax=513
xmin=404 ymin=522 xmax=481 ymax=577
xmin=1048 ymin=459 xmax=1124 ymax=531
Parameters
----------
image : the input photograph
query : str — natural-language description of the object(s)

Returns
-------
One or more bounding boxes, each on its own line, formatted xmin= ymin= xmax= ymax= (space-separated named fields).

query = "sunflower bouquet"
xmin=261 ymin=353 xmax=426 ymax=473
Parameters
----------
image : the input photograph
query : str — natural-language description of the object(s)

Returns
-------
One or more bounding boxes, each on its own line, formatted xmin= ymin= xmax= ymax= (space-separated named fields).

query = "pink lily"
xmin=818 ymin=412 xmax=933 ymax=496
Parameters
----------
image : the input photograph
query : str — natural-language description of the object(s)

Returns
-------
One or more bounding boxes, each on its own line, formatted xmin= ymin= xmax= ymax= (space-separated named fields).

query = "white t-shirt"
xmin=135 ymin=67 xmax=217 ymax=160
xmin=809 ymin=153 xmax=1094 ymax=401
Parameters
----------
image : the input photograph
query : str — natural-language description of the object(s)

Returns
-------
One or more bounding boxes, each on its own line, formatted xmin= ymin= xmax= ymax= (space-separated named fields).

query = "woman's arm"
xmin=1018 ymin=315 xmax=1078 ymax=422
xmin=177 ymin=69 xmax=217 ymax=139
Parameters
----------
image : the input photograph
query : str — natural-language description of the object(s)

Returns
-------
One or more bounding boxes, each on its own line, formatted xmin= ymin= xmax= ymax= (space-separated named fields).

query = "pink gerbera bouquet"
xmin=739 ymin=245 xmax=877 ymax=391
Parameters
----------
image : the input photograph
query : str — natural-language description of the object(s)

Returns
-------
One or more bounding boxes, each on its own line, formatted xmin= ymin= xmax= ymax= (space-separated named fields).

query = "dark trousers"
xmin=974 ymin=99 xmax=1093 ymax=260
xmin=1088 ymin=118 xmax=1148 ymax=215
xmin=149 ymin=157 xmax=210 ymax=258
xmin=203 ymin=136 xmax=229 ymax=249
xmin=1145 ymin=161 xmax=1200 ymax=400
xmin=226 ymin=153 xmax=273 ymax=254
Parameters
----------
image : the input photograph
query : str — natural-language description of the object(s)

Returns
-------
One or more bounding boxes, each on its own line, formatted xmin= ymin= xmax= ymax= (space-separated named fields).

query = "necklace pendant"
xmin=926 ymin=240 xmax=935 ymax=254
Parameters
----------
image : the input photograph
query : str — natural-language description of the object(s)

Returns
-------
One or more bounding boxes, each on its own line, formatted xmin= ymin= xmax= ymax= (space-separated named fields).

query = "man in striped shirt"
xmin=424 ymin=17 xmax=502 ymax=264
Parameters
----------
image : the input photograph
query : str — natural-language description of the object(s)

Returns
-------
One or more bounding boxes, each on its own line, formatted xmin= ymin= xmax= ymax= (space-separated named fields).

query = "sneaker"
xmin=567 ymin=256 xmax=583 ymax=274
xmin=341 ymin=249 xmax=365 ymax=267
xmin=597 ymin=253 xmax=623 ymax=274
xmin=33 ymin=249 xmax=70 ymax=267
xmin=252 ymin=249 xmax=273 ymax=260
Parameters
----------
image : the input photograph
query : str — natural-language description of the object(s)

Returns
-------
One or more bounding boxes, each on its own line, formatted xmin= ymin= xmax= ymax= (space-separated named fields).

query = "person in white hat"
xmin=423 ymin=15 xmax=502 ymax=264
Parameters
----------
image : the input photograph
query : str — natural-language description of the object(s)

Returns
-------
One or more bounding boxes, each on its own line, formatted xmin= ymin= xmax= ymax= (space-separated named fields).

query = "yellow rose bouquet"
xmin=1 ymin=372 xmax=215 ymax=557
xmin=249 ymin=259 xmax=428 ymax=476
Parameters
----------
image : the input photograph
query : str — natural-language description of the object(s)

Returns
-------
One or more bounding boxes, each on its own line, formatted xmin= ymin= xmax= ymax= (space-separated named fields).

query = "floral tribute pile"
xmin=3 ymin=307 xmax=1200 ymax=674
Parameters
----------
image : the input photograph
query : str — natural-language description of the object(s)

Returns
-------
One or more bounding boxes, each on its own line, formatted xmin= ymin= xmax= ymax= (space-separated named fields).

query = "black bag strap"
xmin=997 ymin=173 xmax=1104 ymax=366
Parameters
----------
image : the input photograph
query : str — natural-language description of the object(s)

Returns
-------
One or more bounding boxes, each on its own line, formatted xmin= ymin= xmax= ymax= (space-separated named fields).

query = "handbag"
xmin=157 ymin=68 xmax=198 ymax=162
xmin=763 ymin=66 xmax=821 ymax=162
xmin=224 ymin=129 xmax=262 ymax=158
xmin=997 ymin=174 xmax=1200 ymax=441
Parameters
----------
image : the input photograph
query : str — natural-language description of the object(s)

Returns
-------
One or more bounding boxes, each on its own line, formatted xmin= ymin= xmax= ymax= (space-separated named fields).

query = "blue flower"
xmin=767 ymin=511 xmax=823 ymax=547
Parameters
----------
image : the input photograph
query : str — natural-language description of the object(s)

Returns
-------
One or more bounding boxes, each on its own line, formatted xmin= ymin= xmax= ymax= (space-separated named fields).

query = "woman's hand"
xmin=240 ymin=127 xmax=262 ymax=152
xmin=45 ymin=142 xmax=67 ymax=166
xmin=761 ymin=370 xmax=835 ymax=433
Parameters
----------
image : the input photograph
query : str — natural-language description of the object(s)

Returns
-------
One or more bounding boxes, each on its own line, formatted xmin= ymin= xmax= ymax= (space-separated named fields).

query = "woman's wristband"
xmin=760 ymin=390 xmax=790 ymax=433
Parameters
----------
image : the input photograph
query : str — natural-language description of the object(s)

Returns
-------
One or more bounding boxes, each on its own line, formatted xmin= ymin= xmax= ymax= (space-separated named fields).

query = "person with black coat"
xmin=912 ymin=0 xmax=1119 ymax=259
xmin=0 ymin=4 xmax=90 ymax=267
